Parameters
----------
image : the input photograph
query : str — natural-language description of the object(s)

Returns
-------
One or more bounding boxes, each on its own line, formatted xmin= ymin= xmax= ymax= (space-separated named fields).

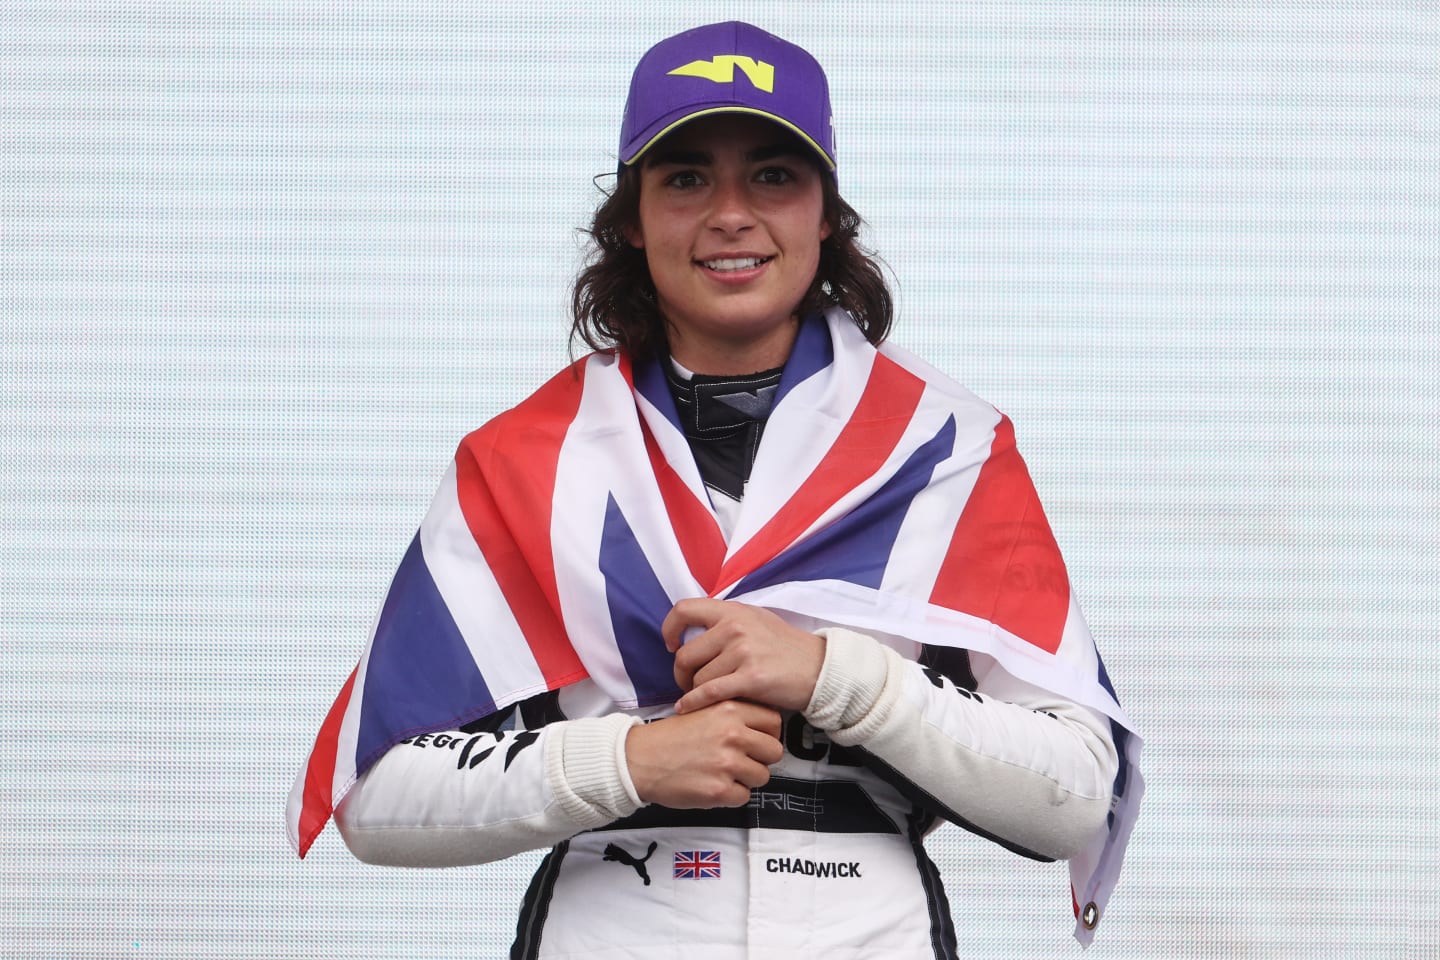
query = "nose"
xmin=706 ymin=177 xmax=755 ymax=234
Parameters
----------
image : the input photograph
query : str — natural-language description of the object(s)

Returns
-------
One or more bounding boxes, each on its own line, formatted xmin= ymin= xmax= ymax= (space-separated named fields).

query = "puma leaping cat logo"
xmin=603 ymin=841 xmax=658 ymax=885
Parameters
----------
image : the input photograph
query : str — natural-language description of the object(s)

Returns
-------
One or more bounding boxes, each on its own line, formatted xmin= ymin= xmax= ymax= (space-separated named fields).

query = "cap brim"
xmin=620 ymin=106 xmax=836 ymax=172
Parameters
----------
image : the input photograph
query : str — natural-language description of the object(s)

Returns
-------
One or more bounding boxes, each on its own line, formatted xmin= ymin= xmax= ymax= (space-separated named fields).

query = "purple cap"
xmin=618 ymin=22 xmax=836 ymax=175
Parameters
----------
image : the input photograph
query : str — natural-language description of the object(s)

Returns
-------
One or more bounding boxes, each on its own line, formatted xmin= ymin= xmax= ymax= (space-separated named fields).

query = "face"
xmin=628 ymin=114 xmax=831 ymax=374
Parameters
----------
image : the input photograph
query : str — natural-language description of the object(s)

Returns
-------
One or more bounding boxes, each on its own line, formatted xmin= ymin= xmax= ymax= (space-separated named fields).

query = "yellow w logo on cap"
xmin=667 ymin=56 xmax=775 ymax=93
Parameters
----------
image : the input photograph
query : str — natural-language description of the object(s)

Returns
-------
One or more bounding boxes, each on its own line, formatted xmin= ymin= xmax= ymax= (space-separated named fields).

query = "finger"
xmin=675 ymin=675 xmax=737 ymax=715
xmin=678 ymin=641 xmax=764 ymax=711
xmin=660 ymin=603 xmax=700 ymax=653
xmin=661 ymin=597 xmax=727 ymax=652
xmin=733 ymin=702 xmax=783 ymax=740
xmin=670 ymin=626 xmax=735 ymax=694
xmin=680 ymin=639 xmax=782 ymax=712
xmin=671 ymin=637 xmax=718 ymax=694
xmin=751 ymin=737 xmax=785 ymax=767
xmin=736 ymin=723 xmax=784 ymax=765
xmin=732 ymin=757 xmax=775 ymax=790
xmin=684 ymin=642 xmax=741 ymax=691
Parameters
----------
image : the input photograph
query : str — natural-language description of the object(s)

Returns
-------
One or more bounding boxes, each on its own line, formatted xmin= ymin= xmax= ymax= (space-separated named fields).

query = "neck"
xmin=664 ymin=318 xmax=799 ymax=376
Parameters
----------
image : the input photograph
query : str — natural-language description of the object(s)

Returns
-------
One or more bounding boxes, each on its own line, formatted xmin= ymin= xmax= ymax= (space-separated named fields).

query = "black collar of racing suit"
xmin=664 ymin=363 xmax=784 ymax=503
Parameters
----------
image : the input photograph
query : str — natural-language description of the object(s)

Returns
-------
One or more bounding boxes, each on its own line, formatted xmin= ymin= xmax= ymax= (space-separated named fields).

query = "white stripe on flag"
xmin=880 ymin=389 xmax=997 ymax=597
xmin=726 ymin=311 xmax=876 ymax=552
xmin=549 ymin=355 xmax=647 ymax=705
xmin=633 ymin=385 xmax=711 ymax=514
xmin=737 ymin=578 xmax=1131 ymax=727
xmin=419 ymin=463 xmax=547 ymax=703
xmin=330 ymin=632 xmax=369 ymax=797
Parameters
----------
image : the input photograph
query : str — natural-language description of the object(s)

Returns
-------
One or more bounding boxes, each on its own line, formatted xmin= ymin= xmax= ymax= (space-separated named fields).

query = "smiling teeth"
xmin=703 ymin=257 xmax=767 ymax=272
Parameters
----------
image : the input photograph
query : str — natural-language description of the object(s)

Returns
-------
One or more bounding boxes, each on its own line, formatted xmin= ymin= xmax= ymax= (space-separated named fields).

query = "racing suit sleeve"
xmin=804 ymin=627 xmax=1119 ymax=862
xmin=338 ymin=631 xmax=1114 ymax=868
xmin=335 ymin=697 xmax=643 ymax=868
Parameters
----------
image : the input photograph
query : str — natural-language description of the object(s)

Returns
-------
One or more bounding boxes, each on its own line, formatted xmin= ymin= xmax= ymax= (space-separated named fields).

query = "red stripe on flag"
xmin=716 ymin=353 xmax=925 ymax=590
xmin=619 ymin=353 xmax=723 ymax=591
xmin=296 ymin=664 xmax=357 ymax=858
xmin=455 ymin=361 xmax=588 ymax=689
xmin=929 ymin=415 xmax=1069 ymax=654
xmin=640 ymin=421 xmax=725 ymax=592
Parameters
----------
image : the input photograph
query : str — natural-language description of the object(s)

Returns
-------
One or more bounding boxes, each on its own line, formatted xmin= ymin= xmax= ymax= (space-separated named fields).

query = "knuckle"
xmin=707 ymin=782 xmax=743 ymax=807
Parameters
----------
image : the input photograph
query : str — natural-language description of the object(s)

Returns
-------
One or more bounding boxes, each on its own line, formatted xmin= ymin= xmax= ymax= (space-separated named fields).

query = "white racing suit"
xmin=337 ymin=623 xmax=1118 ymax=959
xmin=302 ymin=312 xmax=1143 ymax=957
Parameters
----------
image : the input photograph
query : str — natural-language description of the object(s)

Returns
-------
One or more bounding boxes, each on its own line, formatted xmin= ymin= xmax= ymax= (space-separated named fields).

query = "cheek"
xmin=807 ymin=210 xmax=829 ymax=268
xmin=626 ymin=204 xmax=648 ymax=250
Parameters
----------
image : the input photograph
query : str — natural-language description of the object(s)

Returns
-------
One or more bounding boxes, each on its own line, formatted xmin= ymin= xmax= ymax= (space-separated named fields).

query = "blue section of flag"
xmin=356 ymin=532 xmax=496 ymax=771
xmin=774 ymin=312 xmax=833 ymax=405
xmin=633 ymin=354 xmax=682 ymax=434
xmin=599 ymin=495 xmax=684 ymax=705
xmin=732 ymin=415 xmax=957 ymax=595
xmin=634 ymin=311 xmax=832 ymax=430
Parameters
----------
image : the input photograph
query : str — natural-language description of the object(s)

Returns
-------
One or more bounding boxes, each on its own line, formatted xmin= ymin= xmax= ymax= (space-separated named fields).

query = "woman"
xmin=289 ymin=21 xmax=1142 ymax=959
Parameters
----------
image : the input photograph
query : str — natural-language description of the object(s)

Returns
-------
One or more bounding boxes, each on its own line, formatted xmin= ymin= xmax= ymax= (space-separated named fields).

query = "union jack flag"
xmin=286 ymin=309 xmax=1143 ymax=945
xmin=673 ymin=850 xmax=722 ymax=880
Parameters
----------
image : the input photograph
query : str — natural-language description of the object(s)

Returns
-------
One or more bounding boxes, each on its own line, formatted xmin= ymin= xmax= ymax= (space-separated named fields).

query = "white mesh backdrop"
xmin=2 ymin=2 xmax=1432 ymax=957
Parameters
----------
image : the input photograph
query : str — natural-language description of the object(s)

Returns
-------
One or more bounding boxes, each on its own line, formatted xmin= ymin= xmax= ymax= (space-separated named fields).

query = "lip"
xmin=694 ymin=253 xmax=774 ymax=284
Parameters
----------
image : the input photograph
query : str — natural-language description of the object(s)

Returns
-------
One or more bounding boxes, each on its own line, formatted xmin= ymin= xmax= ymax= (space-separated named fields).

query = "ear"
xmin=819 ymin=217 xmax=832 ymax=242
xmin=624 ymin=222 xmax=645 ymax=250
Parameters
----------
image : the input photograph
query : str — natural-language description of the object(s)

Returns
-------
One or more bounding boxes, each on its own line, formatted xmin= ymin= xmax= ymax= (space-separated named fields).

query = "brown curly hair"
xmin=570 ymin=163 xmax=893 ymax=363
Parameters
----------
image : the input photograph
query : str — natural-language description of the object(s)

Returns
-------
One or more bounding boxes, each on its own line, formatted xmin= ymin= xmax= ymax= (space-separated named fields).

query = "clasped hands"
xmin=623 ymin=598 xmax=825 ymax=810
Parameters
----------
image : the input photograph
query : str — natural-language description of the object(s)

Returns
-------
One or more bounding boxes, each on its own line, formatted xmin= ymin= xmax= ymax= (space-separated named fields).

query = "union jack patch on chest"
xmin=673 ymin=850 xmax=721 ymax=879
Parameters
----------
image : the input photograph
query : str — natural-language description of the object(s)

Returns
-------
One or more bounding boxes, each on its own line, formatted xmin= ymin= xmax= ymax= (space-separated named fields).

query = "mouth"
xmin=697 ymin=255 xmax=774 ymax=273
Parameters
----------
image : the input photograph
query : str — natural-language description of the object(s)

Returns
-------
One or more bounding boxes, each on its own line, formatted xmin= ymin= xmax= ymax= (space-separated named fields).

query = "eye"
xmin=664 ymin=170 xmax=704 ymax=189
xmin=756 ymin=166 xmax=796 ymax=186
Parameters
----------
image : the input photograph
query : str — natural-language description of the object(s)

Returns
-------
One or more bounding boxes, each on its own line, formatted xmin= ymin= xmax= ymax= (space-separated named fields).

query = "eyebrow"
xmin=644 ymin=143 xmax=805 ymax=168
